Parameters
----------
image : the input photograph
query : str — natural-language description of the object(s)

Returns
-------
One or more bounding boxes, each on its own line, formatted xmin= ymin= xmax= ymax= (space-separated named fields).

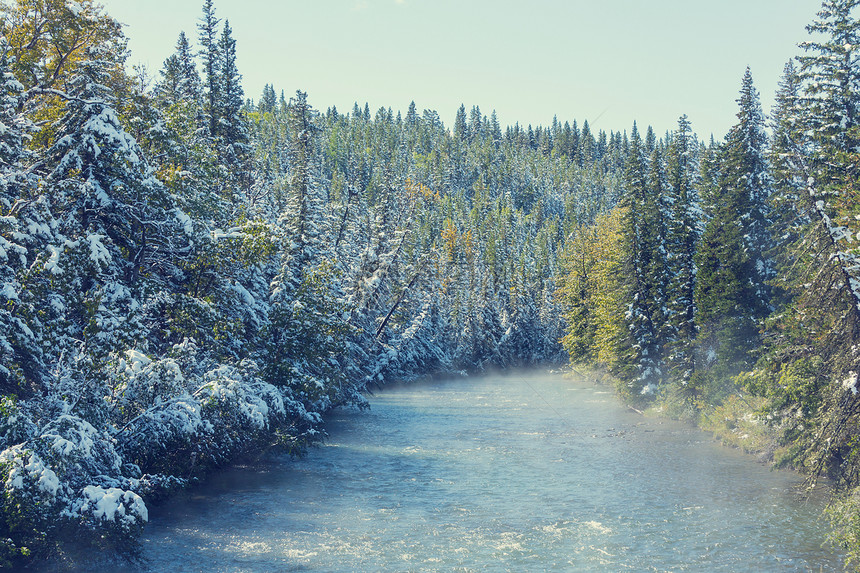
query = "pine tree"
xmin=694 ymin=68 xmax=771 ymax=394
xmin=155 ymin=31 xmax=201 ymax=107
xmin=619 ymin=123 xmax=666 ymax=396
xmin=198 ymin=0 xmax=221 ymax=139
xmin=276 ymin=90 xmax=323 ymax=288
xmin=798 ymin=0 xmax=860 ymax=173
xmin=0 ymin=40 xmax=43 ymax=395
xmin=216 ymin=19 xmax=250 ymax=197
xmin=664 ymin=115 xmax=701 ymax=387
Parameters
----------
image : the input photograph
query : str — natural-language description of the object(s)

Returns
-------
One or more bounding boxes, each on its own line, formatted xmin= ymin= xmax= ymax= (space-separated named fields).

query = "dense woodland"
xmin=0 ymin=0 xmax=859 ymax=568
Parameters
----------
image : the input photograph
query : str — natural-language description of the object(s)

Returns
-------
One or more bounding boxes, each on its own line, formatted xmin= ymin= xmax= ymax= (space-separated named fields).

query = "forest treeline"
xmin=555 ymin=0 xmax=860 ymax=565
xmin=0 ymin=0 xmax=859 ymax=568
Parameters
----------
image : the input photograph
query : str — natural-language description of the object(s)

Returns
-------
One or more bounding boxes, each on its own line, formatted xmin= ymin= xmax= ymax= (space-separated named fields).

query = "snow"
xmin=44 ymin=244 xmax=64 ymax=275
xmin=1 ymin=282 xmax=18 ymax=301
xmin=31 ymin=461 xmax=59 ymax=496
xmin=42 ymin=415 xmax=99 ymax=460
xmin=198 ymin=365 xmax=283 ymax=430
xmin=1 ymin=448 xmax=60 ymax=498
xmin=87 ymin=233 xmax=111 ymax=266
xmin=81 ymin=485 xmax=148 ymax=525
xmin=230 ymin=281 xmax=257 ymax=308
xmin=842 ymin=371 xmax=858 ymax=395
xmin=640 ymin=383 xmax=657 ymax=395
xmin=174 ymin=208 xmax=194 ymax=236
xmin=212 ymin=228 xmax=245 ymax=240
xmin=93 ymin=182 xmax=111 ymax=207
xmin=26 ymin=220 xmax=52 ymax=237
xmin=124 ymin=349 xmax=152 ymax=373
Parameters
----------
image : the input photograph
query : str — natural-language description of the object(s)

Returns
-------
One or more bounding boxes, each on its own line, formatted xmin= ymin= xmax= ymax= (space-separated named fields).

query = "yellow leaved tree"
xmin=557 ymin=206 xmax=627 ymax=375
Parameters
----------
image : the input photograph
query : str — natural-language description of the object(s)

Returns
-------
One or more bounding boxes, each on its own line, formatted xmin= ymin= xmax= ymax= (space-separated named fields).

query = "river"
xmin=106 ymin=370 xmax=841 ymax=571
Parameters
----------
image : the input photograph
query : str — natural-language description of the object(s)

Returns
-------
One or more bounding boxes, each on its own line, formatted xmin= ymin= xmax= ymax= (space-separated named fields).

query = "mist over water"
xmin=98 ymin=371 xmax=840 ymax=572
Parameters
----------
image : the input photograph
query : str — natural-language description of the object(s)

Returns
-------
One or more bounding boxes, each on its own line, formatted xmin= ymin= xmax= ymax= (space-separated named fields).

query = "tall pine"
xmin=664 ymin=115 xmax=701 ymax=387
xmin=693 ymin=68 xmax=771 ymax=395
xmin=619 ymin=123 xmax=667 ymax=397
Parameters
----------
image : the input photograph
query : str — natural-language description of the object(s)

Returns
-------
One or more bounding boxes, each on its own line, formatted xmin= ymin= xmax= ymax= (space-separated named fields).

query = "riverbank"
xmin=94 ymin=371 xmax=843 ymax=572
xmin=563 ymin=364 xmax=859 ymax=566
xmin=566 ymin=365 xmax=794 ymax=469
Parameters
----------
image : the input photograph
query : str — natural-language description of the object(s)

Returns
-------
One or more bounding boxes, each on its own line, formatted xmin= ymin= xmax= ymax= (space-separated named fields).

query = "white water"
xmin=101 ymin=371 xmax=841 ymax=571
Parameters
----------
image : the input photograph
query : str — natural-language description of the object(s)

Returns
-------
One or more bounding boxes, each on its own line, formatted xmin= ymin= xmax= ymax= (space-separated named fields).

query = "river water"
xmin=116 ymin=371 xmax=841 ymax=571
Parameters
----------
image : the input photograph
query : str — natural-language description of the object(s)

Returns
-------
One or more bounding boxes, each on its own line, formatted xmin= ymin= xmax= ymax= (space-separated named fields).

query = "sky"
xmin=98 ymin=0 xmax=825 ymax=140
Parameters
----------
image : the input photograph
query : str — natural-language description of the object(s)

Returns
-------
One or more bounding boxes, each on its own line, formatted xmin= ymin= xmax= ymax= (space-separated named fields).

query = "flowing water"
xmin=110 ymin=371 xmax=841 ymax=571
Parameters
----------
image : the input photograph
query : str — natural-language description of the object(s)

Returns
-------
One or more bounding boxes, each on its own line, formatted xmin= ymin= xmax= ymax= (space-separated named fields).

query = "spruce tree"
xmin=468 ymin=105 xmax=483 ymax=142
xmin=266 ymin=91 xmax=349 ymax=406
xmin=795 ymin=0 xmax=860 ymax=305
xmin=156 ymin=32 xmax=201 ymax=107
xmin=694 ymin=68 xmax=771 ymax=393
xmin=619 ymin=123 xmax=666 ymax=396
xmin=276 ymin=90 xmax=323 ymax=289
xmin=258 ymin=84 xmax=277 ymax=114
xmin=798 ymin=0 xmax=860 ymax=174
xmin=768 ymin=60 xmax=807 ymax=306
xmin=0 ymin=40 xmax=43 ymax=395
xmin=578 ymin=120 xmax=593 ymax=166
xmin=664 ymin=115 xmax=701 ymax=386
xmin=198 ymin=0 xmax=221 ymax=139
xmin=216 ymin=19 xmax=250 ymax=197
xmin=454 ymin=104 xmax=467 ymax=143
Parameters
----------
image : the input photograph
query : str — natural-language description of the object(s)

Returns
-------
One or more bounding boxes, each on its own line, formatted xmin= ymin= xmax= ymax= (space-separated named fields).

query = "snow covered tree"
xmin=0 ymin=39 xmax=43 ymax=397
xmin=664 ymin=115 xmax=701 ymax=388
xmin=216 ymin=19 xmax=251 ymax=200
xmin=618 ymin=123 xmax=666 ymax=397
xmin=279 ymin=90 xmax=324 ymax=281
xmin=768 ymin=60 xmax=807 ymax=303
xmin=265 ymin=90 xmax=354 ymax=409
xmin=1 ymin=0 xmax=125 ymax=93
xmin=693 ymin=68 xmax=772 ymax=398
xmin=454 ymin=103 xmax=467 ymax=143
xmin=44 ymin=53 xmax=185 ymax=363
xmin=798 ymin=0 xmax=860 ymax=174
xmin=739 ymin=7 xmax=860 ymax=559
xmin=155 ymin=31 xmax=201 ymax=107
xmin=197 ymin=0 xmax=221 ymax=140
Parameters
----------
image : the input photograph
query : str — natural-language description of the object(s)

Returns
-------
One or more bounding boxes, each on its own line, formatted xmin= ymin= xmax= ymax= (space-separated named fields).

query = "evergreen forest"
xmin=1 ymin=0 xmax=860 ymax=568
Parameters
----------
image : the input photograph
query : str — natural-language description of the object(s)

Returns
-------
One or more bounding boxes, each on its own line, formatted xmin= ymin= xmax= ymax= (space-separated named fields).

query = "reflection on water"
xmin=88 ymin=371 xmax=843 ymax=571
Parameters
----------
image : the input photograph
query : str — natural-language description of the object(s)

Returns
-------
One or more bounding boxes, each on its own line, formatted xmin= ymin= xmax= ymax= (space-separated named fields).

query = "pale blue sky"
xmin=100 ymin=0 xmax=824 ymax=139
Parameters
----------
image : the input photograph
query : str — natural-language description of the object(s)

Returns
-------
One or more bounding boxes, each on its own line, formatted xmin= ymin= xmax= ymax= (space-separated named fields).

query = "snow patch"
xmin=86 ymin=233 xmax=111 ymax=267
xmin=124 ymin=349 xmax=152 ymax=374
xmin=174 ymin=208 xmax=194 ymax=236
xmin=0 ymin=282 xmax=18 ymax=301
xmin=81 ymin=485 xmax=148 ymax=525
xmin=640 ymin=383 xmax=657 ymax=395
xmin=842 ymin=371 xmax=858 ymax=395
